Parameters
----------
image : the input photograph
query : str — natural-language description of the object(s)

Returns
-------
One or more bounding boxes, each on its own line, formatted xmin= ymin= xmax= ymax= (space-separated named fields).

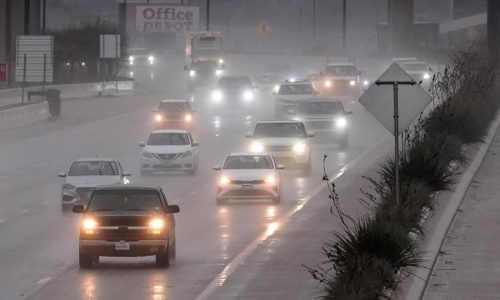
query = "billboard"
xmin=135 ymin=6 xmax=199 ymax=33
xmin=15 ymin=36 xmax=54 ymax=83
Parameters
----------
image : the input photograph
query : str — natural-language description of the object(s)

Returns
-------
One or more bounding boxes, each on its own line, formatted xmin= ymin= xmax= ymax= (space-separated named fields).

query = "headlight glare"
xmin=250 ymin=142 xmax=264 ymax=153
xmin=423 ymin=73 xmax=430 ymax=80
xmin=155 ymin=114 xmax=163 ymax=122
xmin=243 ymin=90 xmax=254 ymax=101
xmin=324 ymin=80 xmax=332 ymax=87
xmin=82 ymin=218 xmax=97 ymax=234
xmin=292 ymin=142 xmax=307 ymax=154
xmin=215 ymin=69 xmax=223 ymax=76
xmin=184 ymin=114 xmax=192 ymax=122
xmin=148 ymin=218 xmax=165 ymax=230
xmin=189 ymin=70 xmax=196 ymax=77
xmin=212 ymin=90 xmax=223 ymax=102
xmin=335 ymin=117 xmax=347 ymax=129
xmin=219 ymin=176 xmax=231 ymax=186
xmin=349 ymin=80 xmax=356 ymax=86
xmin=265 ymin=175 xmax=276 ymax=185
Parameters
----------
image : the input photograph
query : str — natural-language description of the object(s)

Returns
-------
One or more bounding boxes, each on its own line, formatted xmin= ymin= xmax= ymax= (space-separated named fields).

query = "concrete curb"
xmin=0 ymin=102 xmax=49 ymax=130
xmin=403 ymin=112 xmax=500 ymax=300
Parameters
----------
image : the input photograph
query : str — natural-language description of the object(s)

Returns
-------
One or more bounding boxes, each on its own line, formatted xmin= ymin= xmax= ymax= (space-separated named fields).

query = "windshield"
xmin=297 ymin=102 xmax=345 ymax=115
xmin=192 ymin=36 xmax=222 ymax=56
xmin=254 ymin=123 xmax=306 ymax=138
xmin=68 ymin=161 xmax=119 ymax=176
xmin=278 ymin=84 xmax=314 ymax=95
xmin=325 ymin=65 xmax=358 ymax=75
xmin=158 ymin=102 xmax=191 ymax=114
xmin=223 ymin=155 xmax=274 ymax=169
xmin=129 ymin=48 xmax=148 ymax=56
xmin=401 ymin=63 xmax=428 ymax=72
xmin=217 ymin=77 xmax=253 ymax=89
xmin=88 ymin=190 xmax=163 ymax=212
xmin=147 ymin=133 xmax=190 ymax=145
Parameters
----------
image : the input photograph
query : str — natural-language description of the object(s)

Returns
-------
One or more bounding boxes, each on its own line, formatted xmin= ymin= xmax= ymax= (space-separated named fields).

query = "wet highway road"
xmin=0 ymin=55 xmax=388 ymax=299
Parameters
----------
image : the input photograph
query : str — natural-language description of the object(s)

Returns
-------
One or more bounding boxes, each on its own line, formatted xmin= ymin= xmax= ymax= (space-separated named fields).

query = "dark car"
xmin=153 ymin=99 xmax=196 ymax=130
xmin=210 ymin=75 xmax=256 ymax=105
xmin=72 ymin=185 xmax=180 ymax=268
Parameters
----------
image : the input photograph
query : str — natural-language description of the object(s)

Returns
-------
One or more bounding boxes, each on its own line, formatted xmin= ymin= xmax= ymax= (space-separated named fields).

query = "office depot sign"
xmin=135 ymin=6 xmax=199 ymax=33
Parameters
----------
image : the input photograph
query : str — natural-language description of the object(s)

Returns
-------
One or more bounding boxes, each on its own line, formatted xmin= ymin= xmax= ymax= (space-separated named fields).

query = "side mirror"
xmin=307 ymin=132 xmax=315 ymax=138
xmin=212 ymin=165 xmax=221 ymax=170
xmin=122 ymin=171 xmax=131 ymax=177
xmin=165 ymin=205 xmax=180 ymax=214
xmin=277 ymin=164 xmax=286 ymax=170
xmin=72 ymin=205 xmax=85 ymax=213
xmin=245 ymin=132 xmax=254 ymax=138
xmin=139 ymin=142 xmax=146 ymax=147
xmin=58 ymin=172 xmax=67 ymax=178
xmin=192 ymin=142 xmax=200 ymax=147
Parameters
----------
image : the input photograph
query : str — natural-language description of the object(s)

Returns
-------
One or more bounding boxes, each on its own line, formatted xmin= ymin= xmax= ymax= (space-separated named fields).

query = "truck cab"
xmin=309 ymin=62 xmax=362 ymax=100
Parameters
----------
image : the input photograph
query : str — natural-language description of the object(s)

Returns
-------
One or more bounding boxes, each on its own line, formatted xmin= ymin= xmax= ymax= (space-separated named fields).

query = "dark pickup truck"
xmin=72 ymin=185 xmax=180 ymax=268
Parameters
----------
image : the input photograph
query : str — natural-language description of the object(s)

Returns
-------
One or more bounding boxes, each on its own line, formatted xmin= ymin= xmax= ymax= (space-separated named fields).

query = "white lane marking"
xmin=195 ymin=134 xmax=391 ymax=300
xmin=36 ymin=277 xmax=51 ymax=286
xmin=20 ymin=209 xmax=29 ymax=214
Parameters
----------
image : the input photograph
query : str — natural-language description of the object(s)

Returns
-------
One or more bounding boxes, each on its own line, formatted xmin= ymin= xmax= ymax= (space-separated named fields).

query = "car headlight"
xmin=273 ymin=85 xmax=280 ymax=93
xmin=250 ymin=142 xmax=264 ymax=153
xmin=155 ymin=114 xmax=163 ymax=122
xmin=349 ymin=80 xmax=356 ymax=86
xmin=184 ymin=114 xmax=193 ymax=122
xmin=265 ymin=175 xmax=276 ymax=185
xmin=218 ymin=58 xmax=224 ymax=64
xmin=212 ymin=90 xmax=223 ymax=102
xmin=215 ymin=69 xmax=223 ymax=76
xmin=292 ymin=142 xmax=307 ymax=154
xmin=62 ymin=183 xmax=76 ymax=190
xmin=148 ymin=55 xmax=155 ymax=64
xmin=324 ymin=80 xmax=332 ymax=87
xmin=82 ymin=218 xmax=98 ymax=234
xmin=148 ymin=218 xmax=165 ymax=234
xmin=363 ymin=80 xmax=369 ymax=86
xmin=189 ymin=70 xmax=196 ymax=77
xmin=180 ymin=150 xmax=193 ymax=158
xmin=143 ymin=151 xmax=154 ymax=158
xmin=335 ymin=117 xmax=347 ymax=129
xmin=128 ymin=56 xmax=135 ymax=62
xmin=243 ymin=90 xmax=254 ymax=101
xmin=423 ymin=73 xmax=430 ymax=80
xmin=219 ymin=176 xmax=231 ymax=186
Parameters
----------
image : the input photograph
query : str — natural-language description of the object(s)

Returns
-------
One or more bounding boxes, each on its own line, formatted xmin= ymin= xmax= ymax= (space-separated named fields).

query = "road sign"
xmin=15 ymin=35 xmax=54 ymax=83
xmin=100 ymin=35 xmax=121 ymax=58
xmin=359 ymin=63 xmax=431 ymax=135
xmin=257 ymin=22 xmax=271 ymax=34
xmin=0 ymin=62 xmax=7 ymax=83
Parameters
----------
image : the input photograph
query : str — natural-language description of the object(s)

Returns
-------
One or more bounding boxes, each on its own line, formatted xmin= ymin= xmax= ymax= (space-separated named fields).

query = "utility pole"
xmin=342 ymin=0 xmax=346 ymax=51
xmin=206 ymin=0 xmax=210 ymax=31
xmin=313 ymin=0 xmax=317 ymax=40
xmin=42 ymin=0 xmax=46 ymax=34
xmin=487 ymin=0 xmax=500 ymax=61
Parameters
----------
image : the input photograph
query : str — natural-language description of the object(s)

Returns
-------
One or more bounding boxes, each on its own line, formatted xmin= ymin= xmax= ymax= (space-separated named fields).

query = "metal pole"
xmin=42 ymin=0 xmax=46 ymax=34
xmin=342 ymin=0 xmax=346 ymax=51
xmin=393 ymin=82 xmax=399 ymax=204
xmin=42 ymin=53 xmax=46 ymax=92
xmin=488 ymin=0 xmax=500 ymax=61
xmin=22 ymin=54 xmax=26 ymax=104
xmin=313 ymin=0 xmax=317 ymax=40
xmin=206 ymin=0 xmax=210 ymax=31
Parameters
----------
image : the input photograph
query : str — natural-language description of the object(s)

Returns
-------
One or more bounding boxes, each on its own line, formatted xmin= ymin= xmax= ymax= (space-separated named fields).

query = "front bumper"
xmin=80 ymin=239 xmax=167 ymax=257
xmin=141 ymin=155 xmax=195 ymax=172
xmin=217 ymin=183 xmax=280 ymax=200
xmin=263 ymin=149 xmax=310 ymax=163
xmin=154 ymin=120 xmax=193 ymax=131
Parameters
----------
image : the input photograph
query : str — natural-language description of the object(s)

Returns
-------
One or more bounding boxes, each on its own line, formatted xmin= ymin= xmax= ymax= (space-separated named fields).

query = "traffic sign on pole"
xmin=100 ymin=35 xmax=121 ymax=59
xmin=15 ymin=35 xmax=54 ymax=83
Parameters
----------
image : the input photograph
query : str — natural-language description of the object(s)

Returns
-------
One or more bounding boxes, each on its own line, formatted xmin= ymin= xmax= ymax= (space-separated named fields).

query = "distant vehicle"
xmin=185 ymin=31 xmax=225 ymax=90
xmin=253 ymin=63 xmax=292 ymax=92
xmin=72 ymin=185 xmax=180 ymax=268
xmin=153 ymin=100 xmax=196 ymax=131
xmin=58 ymin=158 xmax=131 ymax=211
xmin=128 ymin=48 xmax=156 ymax=67
xmin=210 ymin=75 xmax=256 ymax=111
xmin=309 ymin=62 xmax=364 ymax=99
xmin=286 ymin=100 xmax=351 ymax=149
xmin=273 ymin=80 xmax=317 ymax=117
xmin=246 ymin=121 xmax=314 ymax=173
xmin=139 ymin=130 xmax=199 ymax=175
xmin=212 ymin=153 xmax=285 ymax=205
xmin=398 ymin=61 xmax=432 ymax=82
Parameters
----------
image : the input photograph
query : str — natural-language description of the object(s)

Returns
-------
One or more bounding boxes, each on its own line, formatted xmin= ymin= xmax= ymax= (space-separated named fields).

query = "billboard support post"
xmin=22 ymin=54 xmax=26 ymax=104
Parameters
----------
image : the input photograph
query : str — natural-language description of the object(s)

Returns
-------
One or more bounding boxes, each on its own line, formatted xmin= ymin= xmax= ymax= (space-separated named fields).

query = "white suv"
xmin=274 ymin=80 xmax=317 ymax=117
xmin=140 ymin=130 xmax=199 ymax=175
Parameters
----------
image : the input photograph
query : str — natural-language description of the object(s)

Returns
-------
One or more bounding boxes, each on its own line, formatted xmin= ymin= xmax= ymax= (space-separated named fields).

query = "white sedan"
xmin=58 ymin=158 xmax=131 ymax=211
xmin=140 ymin=129 xmax=199 ymax=175
xmin=212 ymin=153 xmax=284 ymax=205
xmin=246 ymin=121 xmax=314 ymax=172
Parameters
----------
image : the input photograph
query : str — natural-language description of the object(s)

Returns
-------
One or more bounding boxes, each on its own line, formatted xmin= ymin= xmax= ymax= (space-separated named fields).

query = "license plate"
xmin=115 ymin=241 xmax=130 ymax=251
xmin=241 ymin=184 xmax=254 ymax=190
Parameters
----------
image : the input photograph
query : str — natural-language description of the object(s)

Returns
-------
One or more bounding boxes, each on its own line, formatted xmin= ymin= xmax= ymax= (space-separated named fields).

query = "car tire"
xmin=216 ymin=197 xmax=226 ymax=205
xmin=156 ymin=249 xmax=170 ymax=268
xmin=79 ymin=251 xmax=93 ymax=269
xmin=170 ymin=236 xmax=176 ymax=260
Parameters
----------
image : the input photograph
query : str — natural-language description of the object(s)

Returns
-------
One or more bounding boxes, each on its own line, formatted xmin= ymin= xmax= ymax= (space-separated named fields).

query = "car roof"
xmin=220 ymin=75 xmax=251 ymax=80
xmin=151 ymin=129 xmax=189 ymax=134
xmin=280 ymin=80 xmax=311 ymax=85
xmin=74 ymin=157 xmax=116 ymax=162
xmin=256 ymin=120 xmax=304 ymax=124
xmin=160 ymin=99 xmax=189 ymax=103
xmin=228 ymin=152 xmax=272 ymax=157
xmin=326 ymin=62 xmax=356 ymax=67
xmin=94 ymin=185 xmax=161 ymax=192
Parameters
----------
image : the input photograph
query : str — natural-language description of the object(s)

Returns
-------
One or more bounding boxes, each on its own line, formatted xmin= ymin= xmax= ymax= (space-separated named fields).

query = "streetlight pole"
xmin=206 ymin=0 xmax=210 ymax=31
xmin=313 ymin=0 xmax=317 ymax=40
xmin=376 ymin=79 xmax=416 ymax=205
xmin=342 ymin=0 xmax=346 ymax=51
